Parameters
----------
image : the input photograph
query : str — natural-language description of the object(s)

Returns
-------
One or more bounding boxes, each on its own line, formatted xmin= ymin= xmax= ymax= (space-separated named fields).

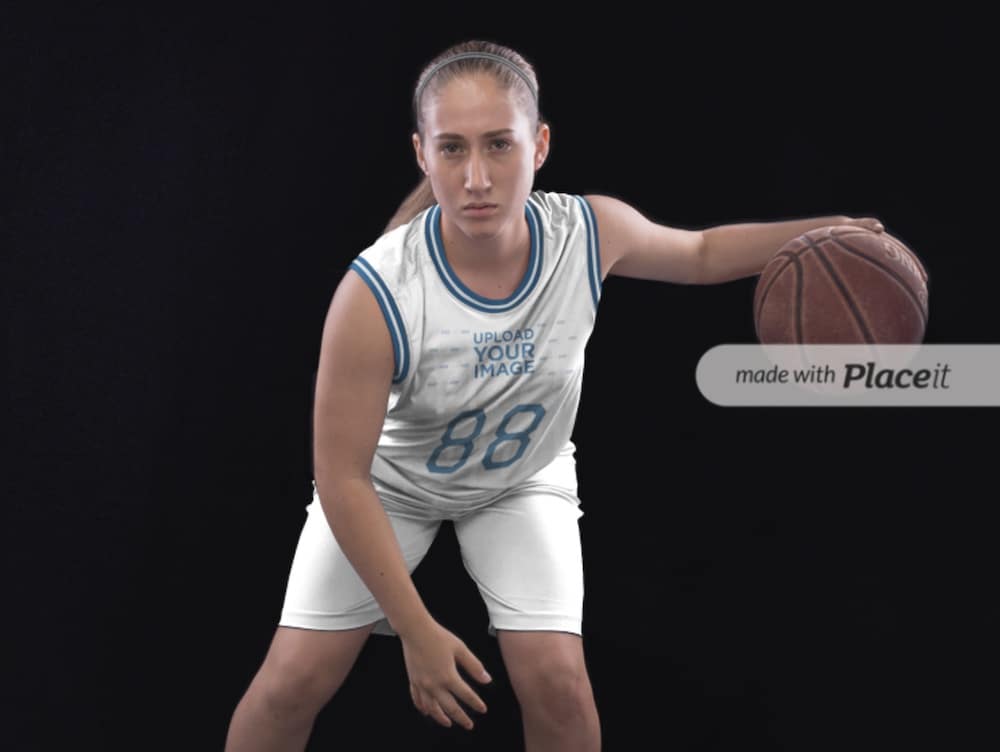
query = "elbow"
xmin=691 ymin=231 xmax=711 ymax=285
xmin=313 ymin=472 xmax=372 ymax=522
xmin=313 ymin=455 xmax=354 ymax=490
xmin=313 ymin=445 xmax=372 ymax=508
xmin=694 ymin=229 xmax=756 ymax=285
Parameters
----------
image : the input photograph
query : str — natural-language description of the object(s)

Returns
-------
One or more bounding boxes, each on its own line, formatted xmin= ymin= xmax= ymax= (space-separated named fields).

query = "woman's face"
xmin=413 ymin=73 xmax=549 ymax=244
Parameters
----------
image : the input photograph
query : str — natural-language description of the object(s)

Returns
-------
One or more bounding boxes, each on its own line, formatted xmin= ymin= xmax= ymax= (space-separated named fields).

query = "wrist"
xmin=392 ymin=609 xmax=436 ymax=640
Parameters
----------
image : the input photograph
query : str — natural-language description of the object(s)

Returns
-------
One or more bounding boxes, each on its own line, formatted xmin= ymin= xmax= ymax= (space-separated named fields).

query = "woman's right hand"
xmin=399 ymin=618 xmax=492 ymax=730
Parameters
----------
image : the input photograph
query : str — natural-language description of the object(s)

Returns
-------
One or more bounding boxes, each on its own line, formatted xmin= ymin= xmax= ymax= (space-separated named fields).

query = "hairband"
xmin=414 ymin=51 xmax=538 ymax=107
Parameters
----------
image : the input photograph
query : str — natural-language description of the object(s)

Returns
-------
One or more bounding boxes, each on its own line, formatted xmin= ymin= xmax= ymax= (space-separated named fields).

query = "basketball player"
xmin=224 ymin=40 xmax=883 ymax=752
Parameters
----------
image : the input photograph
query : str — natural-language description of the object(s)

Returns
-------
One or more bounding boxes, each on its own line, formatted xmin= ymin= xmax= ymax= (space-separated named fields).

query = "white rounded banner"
xmin=695 ymin=345 xmax=1000 ymax=406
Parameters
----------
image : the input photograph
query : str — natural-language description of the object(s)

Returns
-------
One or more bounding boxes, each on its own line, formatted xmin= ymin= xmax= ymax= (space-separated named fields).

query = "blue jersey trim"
xmin=348 ymin=257 xmax=410 ymax=383
xmin=575 ymin=195 xmax=602 ymax=311
xmin=425 ymin=200 xmax=543 ymax=314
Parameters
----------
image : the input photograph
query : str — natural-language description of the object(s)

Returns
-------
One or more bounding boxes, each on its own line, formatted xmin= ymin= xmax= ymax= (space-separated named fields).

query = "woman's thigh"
xmin=279 ymin=497 xmax=442 ymax=634
xmin=452 ymin=489 xmax=584 ymax=636
xmin=248 ymin=622 xmax=378 ymax=716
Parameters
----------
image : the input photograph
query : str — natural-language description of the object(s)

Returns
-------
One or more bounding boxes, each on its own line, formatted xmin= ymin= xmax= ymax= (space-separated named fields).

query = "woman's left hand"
xmin=842 ymin=216 xmax=885 ymax=233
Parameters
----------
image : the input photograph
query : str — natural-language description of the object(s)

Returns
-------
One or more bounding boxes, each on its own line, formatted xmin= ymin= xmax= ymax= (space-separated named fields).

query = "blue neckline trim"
xmin=425 ymin=200 xmax=543 ymax=313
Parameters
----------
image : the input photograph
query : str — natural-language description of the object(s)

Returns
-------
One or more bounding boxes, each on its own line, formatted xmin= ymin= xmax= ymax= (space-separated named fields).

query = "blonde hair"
xmin=382 ymin=40 xmax=542 ymax=235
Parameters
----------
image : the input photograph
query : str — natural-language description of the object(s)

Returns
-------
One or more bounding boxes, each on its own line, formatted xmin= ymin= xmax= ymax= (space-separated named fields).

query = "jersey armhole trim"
xmin=575 ymin=195 xmax=602 ymax=311
xmin=348 ymin=258 xmax=410 ymax=384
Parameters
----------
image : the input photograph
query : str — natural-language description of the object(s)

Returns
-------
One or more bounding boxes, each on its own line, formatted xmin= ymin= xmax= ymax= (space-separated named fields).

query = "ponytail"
xmin=383 ymin=175 xmax=437 ymax=235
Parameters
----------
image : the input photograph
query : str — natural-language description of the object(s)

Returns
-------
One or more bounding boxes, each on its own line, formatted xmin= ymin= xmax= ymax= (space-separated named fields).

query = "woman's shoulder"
xmin=350 ymin=214 xmax=429 ymax=299
xmin=358 ymin=209 xmax=430 ymax=265
xmin=528 ymin=188 xmax=581 ymax=211
xmin=527 ymin=189 xmax=594 ymax=228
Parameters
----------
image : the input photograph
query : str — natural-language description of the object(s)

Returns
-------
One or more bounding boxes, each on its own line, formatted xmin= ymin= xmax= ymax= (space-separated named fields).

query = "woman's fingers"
xmin=416 ymin=690 xmax=451 ymax=727
xmin=451 ymin=676 xmax=488 ymax=715
xmin=457 ymin=645 xmax=493 ymax=687
xmin=412 ymin=683 xmax=460 ymax=728
xmin=454 ymin=646 xmax=490 ymax=713
xmin=412 ymin=683 xmax=483 ymax=729
xmin=402 ymin=623 xmax=491 ymax=730
xmin=428 ymin=698 xmax=454 ymax=728
xmin=409 ymin=683 xmax=427 ymax=716
xmin=435 ymin=692 xmax=475 ymax=729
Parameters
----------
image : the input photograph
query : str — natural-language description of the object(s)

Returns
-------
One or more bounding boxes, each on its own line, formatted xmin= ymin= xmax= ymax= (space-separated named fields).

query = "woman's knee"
xmin=499 ymin=633 xmax=594 ymax=725
xmin=519 ymin=662 xmax=594 ymax=725
xmin=253 ymin=624 xmax=374 ymax=720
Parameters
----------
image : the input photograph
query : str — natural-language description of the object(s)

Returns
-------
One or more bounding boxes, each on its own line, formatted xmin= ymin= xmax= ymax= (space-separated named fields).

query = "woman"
xmin=225 ymin=39 xmax=882 ymax=752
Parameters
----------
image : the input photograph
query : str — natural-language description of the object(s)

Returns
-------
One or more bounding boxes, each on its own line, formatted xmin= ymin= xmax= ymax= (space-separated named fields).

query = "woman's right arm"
xmin=312 ymin=269 xmax=491 ymax=730
xmin=311 ymin=269 xmax=431 ymax=638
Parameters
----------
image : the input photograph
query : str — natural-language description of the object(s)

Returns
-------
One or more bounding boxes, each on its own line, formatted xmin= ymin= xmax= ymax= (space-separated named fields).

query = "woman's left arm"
xmin=585 ymin=194 xmax=883 ymax=285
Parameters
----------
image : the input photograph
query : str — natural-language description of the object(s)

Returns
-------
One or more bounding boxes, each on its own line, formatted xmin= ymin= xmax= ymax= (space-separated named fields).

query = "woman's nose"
xmin=464 ymin=151 xmax=491 ymax=190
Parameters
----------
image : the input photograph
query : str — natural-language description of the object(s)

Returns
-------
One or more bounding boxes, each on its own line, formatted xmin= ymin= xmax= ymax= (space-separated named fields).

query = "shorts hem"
xmin=278 ymin=609 xmax=388 ymax=633
xmin=488 ymin=614 xmax=582 ymax=637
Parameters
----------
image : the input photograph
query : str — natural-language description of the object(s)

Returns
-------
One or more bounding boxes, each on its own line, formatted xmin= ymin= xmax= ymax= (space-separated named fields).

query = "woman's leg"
xmin=454 ymin=482 xmax=599 ymax=750
xmin=224 ymin=623 xmax=375 ymax=752
xmin=497 ymin=629 xmax=601 ymax=752
xmin=226 ymin=495 xmax=442 ymax=750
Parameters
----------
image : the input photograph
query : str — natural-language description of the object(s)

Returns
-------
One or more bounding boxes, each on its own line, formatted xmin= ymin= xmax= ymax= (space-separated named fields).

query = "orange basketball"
xmin=754 ymin=226 xmax=929 ymax=344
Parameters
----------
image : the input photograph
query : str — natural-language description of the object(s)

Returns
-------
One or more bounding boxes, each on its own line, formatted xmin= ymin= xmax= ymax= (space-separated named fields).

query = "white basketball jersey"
xmin=347 ymin=190 xmax=602 ymax=510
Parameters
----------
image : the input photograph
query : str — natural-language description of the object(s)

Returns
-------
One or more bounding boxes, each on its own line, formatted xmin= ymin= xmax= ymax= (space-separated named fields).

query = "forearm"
xmin=315 ymin=474 xmax=432 ymax=638
xmin=701 ymin=214 xmax=848 ymax=284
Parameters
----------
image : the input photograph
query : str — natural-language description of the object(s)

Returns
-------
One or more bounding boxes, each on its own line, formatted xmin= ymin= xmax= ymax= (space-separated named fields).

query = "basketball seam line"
xmin=756 ymin=251 xmax=799 ymax=332
xmin=828 ymin=236 xmax=929 ymax=327
xmin=808 ymin=239 xmax=876 ymax=344
xmin=758 ymin=249 xmax=808 ymax=342
xmin=779 ymin=229 xmax=879 ymax=258
xmin=758 ymin=228 xmax=926 ymax=342
xmin=768 ymin=229 xmax=878 ymax=268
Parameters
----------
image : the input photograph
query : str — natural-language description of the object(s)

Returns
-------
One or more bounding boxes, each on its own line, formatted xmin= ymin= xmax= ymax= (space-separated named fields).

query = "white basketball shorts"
xmin=277 ymin=449 xmax=585 ymax=637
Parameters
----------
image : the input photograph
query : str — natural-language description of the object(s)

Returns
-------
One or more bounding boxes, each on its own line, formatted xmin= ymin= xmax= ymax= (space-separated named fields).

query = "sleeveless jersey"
xmin=347 ymin=190 xmax=602 ymax=512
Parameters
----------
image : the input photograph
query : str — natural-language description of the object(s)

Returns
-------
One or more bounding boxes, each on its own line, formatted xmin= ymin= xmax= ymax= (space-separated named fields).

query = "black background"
xmin=6 ymin=3 xmax=997 ymax=751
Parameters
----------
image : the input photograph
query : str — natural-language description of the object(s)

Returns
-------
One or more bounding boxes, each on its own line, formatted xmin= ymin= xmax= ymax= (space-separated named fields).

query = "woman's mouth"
xmin=463 ymin=203 xmax=497 ymax=215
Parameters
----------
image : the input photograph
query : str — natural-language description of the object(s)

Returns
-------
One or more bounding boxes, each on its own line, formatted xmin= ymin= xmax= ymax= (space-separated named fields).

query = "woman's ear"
xmin=412 ymin=132 xmax=428 ymax=175
xmin=534 ymin=121 xmax=551 ymax=171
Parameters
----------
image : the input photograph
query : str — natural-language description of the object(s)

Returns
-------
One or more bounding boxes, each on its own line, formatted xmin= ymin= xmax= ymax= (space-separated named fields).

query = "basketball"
xmin=753 ymin=225 xmax=929 ymax=344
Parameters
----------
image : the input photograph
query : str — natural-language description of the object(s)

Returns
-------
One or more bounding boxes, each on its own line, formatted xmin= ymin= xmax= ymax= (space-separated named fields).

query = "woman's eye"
xmin=439 ymin=140 xmax=509 ymax=155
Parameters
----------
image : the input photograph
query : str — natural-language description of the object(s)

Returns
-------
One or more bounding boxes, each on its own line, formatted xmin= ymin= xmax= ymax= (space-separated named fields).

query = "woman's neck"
xmin=440 ymin=213 xmax=530 ymax=273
